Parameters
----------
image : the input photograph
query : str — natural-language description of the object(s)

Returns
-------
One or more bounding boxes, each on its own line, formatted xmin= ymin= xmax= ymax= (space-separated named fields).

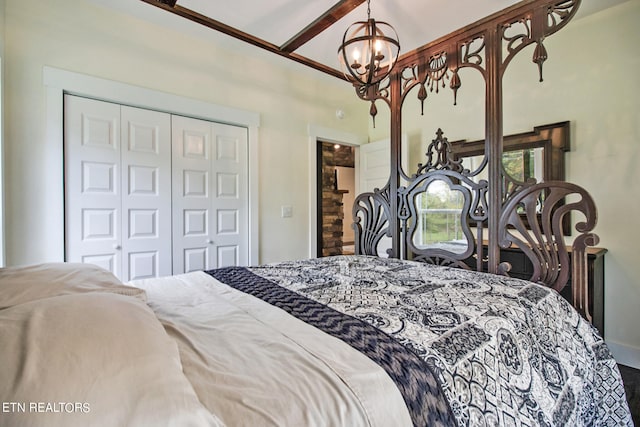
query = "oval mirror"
xmin=412 ymin=179 xmax=467 ymax=254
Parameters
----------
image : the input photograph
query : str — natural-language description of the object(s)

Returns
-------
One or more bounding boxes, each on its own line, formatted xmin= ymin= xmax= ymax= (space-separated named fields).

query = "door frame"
xmin=307 ymin=124 xmax=366 ymax=258
xmin=44 ymin=66 xmax=260 ymax=265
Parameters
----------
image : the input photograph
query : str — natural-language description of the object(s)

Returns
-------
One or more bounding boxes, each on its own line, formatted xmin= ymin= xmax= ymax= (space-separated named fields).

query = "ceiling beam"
xmin=280 ymin=0 xmax=366 ymax=53
xmin=139 ymin=0 xmax=348 ymax=81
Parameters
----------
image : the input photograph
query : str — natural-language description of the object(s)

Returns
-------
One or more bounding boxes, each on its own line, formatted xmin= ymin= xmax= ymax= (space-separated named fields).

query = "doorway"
xmin=316 ymin=141 xmax=356 ymax=257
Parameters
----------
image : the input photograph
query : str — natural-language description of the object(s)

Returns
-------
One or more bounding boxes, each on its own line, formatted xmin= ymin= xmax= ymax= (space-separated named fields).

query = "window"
xmin=414 ymin=180 xmax=466 ymax=253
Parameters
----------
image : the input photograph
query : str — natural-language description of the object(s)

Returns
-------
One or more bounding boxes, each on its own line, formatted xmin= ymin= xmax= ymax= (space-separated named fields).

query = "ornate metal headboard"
xmin=354 ymin=129 xmax=489 ymax=268
xmin=353 ymin=129 xmax=599 ymax=323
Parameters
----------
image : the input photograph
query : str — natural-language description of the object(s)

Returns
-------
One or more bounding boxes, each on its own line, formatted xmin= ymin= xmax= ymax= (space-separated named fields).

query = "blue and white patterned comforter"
xmin=209 ymin=255 xmax=632 ymax=426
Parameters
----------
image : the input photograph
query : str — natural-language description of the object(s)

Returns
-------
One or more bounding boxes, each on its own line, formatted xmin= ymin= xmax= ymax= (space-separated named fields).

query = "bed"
xmin=1 ymin=1 xmax=633 ymax=425
xmin=0 ymin=259 xmax=633 ymax=426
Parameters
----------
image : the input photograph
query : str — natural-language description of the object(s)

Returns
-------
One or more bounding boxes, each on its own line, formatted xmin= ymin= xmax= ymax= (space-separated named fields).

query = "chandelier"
xmin=338 ymin=0 xmax=400 ymax=87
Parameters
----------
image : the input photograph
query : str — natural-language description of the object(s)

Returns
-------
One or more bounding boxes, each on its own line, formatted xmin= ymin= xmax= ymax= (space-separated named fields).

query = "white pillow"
xmin=0 ymin=262 xmax=145 ymax=309
xmin=0 ymin=292 xmax=224 ymax=427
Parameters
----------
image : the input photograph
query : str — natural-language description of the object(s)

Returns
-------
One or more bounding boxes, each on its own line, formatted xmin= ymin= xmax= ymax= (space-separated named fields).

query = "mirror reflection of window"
xmin=502 ymin=147 xmax=544 ymax=182
xmin=463 ymin=146 xmax=544 ymax=183
xmin=414 ymin=180 xmax=467 ymax=254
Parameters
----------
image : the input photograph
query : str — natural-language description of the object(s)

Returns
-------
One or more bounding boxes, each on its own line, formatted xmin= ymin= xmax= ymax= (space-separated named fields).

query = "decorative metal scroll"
xmin=353 ymin=130 xmax=490 ymax=268
xmin=500 ymin=0 xmax=580 ymax=81
xmin=353 ymin=0 xmax=582 ymax=125
xmin=502 ymin=166 xmax=538 ymax=202
xmin=402 ymin=51 xmax=457 ymax=114
xmin=354 ymin=77 xmax=391 ymax=127
xmin=353 ymin=183 xmax=393 ymax=257
xmin=498 ymin=181 xmax=598 ymax=321
xmin=399 ymin=130 xmax=488 ymax=268
xmin=399 ymin=34 xmax=487 ymax=113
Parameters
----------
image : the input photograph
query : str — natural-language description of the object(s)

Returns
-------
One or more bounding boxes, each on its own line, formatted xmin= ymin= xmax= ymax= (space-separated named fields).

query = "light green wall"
xmin=380 ymin=0 xmax=640 ymax=366
xmin=0 ymin=0 xmax=4 ymax=54
xmin=2 ymin=0 xmax=367 ymax=266
xmin=543 ymin=0 xmax=640 ymax=366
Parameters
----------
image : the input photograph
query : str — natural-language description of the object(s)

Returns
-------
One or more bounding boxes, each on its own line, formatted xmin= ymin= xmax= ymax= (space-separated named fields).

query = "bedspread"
xmin=210 ymin=255 xmax=632 ymax=427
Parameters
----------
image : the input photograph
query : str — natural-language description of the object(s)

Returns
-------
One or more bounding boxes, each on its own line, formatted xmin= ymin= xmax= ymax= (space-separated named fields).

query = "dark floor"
xmin=619 ymin=364 xmax=640 ymax=425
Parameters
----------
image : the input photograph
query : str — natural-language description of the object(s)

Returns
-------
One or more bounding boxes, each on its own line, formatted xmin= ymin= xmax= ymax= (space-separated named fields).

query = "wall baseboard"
xmin=607 ymin=340 xmax=640 ymax=370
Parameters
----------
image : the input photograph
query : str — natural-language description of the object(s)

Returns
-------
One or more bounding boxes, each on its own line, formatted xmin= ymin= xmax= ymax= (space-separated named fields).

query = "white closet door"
xmin=172 ymin=116 xmax=249 ymax=273
xmin=211 ymin=122 xmax=249 ymax=268
xmin=120 ymin=105 xmax=172 ymax=280
xmin=65 ymin=95 xmax=122 ymax=277
xmin=65 ymin=96 xmax=172 ymax=281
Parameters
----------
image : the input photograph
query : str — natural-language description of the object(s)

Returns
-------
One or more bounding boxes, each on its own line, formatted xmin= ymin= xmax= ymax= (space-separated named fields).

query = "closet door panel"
xmin=120 ymin=106 xmax=172 ymax=281
xmin=65 ymin=95 xmax=122 ymax=277
xmin=172 ymin=115 xmax=213 ymax=273
xmin=211 ymin=123 xmax=249 ymax=267
xmin=172 ymin=116 xmax=249 ymax=273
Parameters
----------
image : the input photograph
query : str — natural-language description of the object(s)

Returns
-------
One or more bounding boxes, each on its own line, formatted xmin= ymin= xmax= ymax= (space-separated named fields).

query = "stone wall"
xmin=320 ymin=143 xmax=354 ymax=257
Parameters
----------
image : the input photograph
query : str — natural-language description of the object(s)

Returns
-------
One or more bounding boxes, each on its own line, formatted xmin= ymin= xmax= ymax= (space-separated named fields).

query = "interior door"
xmin=65 ymin=95 xmax=123 ymax=277
xmin=120 ymin=105 xmax=172 ymax=280
xmin=359 ymin=138 xmax=391 ymax=193
xmin=210 ymin=122 xmax=249 ymax=267
xmin=65 ymin=96 xmax=172 ymax=281
xmin=358 ymin=135 xmax=409 ymax=193
xmin=172 ymin=115 xmax=249 ymax=273
xmin=171 ymin=115 xmax=210 ymax=273
xmin=357 ymin=135 xmax=408 ymax=256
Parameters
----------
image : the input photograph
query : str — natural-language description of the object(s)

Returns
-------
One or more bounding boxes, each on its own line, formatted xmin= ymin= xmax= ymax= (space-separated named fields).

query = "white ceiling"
xmin=94 ymin=0 xmax=629 ymax=80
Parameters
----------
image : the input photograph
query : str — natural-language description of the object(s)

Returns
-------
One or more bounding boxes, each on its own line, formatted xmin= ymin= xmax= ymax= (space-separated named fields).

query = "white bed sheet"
xmin=131 ymin=271 xmax=412 ymax=427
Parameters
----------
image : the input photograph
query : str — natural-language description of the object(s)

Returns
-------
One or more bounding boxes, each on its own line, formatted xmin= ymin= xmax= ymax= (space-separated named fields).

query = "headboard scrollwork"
xmin=352 ymin=184 xmax=393 ymax=257
xmin=353 ymin=129 xmax=490 ymax=269
xmin=399 ymin=130 xmax=489 ymax=269
xmin=499 ymin=181 xmax=598 ymax=321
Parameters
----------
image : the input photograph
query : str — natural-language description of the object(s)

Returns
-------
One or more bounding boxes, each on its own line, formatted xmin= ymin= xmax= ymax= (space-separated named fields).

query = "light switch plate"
xmin=281 ymin=205 xmax=293 ymax=218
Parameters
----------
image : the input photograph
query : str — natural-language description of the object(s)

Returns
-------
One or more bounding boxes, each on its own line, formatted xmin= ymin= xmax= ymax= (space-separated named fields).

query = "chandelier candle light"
xmin=338 ymin=0 xmax=400 ymax=86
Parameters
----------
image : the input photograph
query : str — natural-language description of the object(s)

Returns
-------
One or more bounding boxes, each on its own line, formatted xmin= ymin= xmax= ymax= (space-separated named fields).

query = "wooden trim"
xmin=280 ymin=0 xmax=366 ymax=53
xmin=139 ymin=0 xmax=348 ymax=81
xmin=451 ymin=121 xmax=572 ymax=235
xmin=451 ymin=121 xmax=570 ymax=182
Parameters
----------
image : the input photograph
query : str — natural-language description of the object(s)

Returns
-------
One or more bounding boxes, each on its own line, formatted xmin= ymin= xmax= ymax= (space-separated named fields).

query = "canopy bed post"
xmin=389 ymin=72 xmax=403 ymax=259
xmin=485 ymin=27 xmax=503 ymax=275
